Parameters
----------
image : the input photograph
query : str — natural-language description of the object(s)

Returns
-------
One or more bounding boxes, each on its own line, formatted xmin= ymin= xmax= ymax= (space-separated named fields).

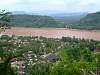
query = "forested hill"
xmin=10 ymin=15 xmax=65 ymax=28
xmin=53 ymin=13 xmax=87 ymax=24
xmin=70 ymin=11 xmax=100 ymax=30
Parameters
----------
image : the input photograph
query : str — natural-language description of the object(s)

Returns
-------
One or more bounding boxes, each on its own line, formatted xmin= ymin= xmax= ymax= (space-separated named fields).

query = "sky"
xmin=0 ymin=0 xmax=100 ymax=14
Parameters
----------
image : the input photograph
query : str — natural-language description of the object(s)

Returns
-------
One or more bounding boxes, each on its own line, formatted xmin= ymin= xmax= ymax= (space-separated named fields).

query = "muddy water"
xmin=1 ymin=27 xmax=100 ymax=40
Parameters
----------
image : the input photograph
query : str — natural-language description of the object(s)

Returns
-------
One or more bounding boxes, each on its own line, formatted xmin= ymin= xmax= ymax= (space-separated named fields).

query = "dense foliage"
xmin=0 ymin=35 xmax=100 ymax=75
xmin=0 ymin=10 xmax=11 ymax=27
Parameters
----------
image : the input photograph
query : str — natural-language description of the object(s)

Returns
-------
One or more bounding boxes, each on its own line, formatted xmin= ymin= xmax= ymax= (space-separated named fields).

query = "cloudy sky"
xmin=0 ymin=0 xmax=100 ymax=14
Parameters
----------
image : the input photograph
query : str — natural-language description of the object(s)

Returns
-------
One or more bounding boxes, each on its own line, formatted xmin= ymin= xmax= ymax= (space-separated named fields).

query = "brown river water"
xmin=1 ymin=27 xmax=100 ymax=41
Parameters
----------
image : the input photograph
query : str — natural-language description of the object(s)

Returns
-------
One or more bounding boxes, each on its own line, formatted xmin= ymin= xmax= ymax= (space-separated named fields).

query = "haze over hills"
xmin=12 ymin=11 xmax=27 ymax=15
xmin=51 ymin=13 xmax=87 ymax=16
xmin=12 ymin=11 xmax=87 ymax=16
xmin=52 ymin=13 xmax=87 ymax=24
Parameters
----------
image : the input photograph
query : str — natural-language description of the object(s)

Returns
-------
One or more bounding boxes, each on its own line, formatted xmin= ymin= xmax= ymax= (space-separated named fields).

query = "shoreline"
xmin=11 ymin=27 xmax=100 ymax=31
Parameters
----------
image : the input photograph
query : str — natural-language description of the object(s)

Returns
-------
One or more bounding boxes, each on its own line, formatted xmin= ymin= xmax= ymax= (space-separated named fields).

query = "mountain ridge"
xmin=68 ymin=11 xmax=100 ymax=30
xmin=10 ymin=14 xmax=65 ymax=28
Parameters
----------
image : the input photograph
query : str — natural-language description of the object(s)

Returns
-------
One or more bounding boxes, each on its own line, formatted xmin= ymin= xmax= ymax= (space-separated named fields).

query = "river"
xmin=1 ymin=27 xmax=100 ymax=41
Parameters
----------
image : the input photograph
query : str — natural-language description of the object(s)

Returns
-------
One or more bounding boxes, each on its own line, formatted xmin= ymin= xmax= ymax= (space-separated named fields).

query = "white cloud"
xmin=40 ymin=0 xmax=67 ymax=10
xmin=0 ymin=0 xmax=19 ymax=5
xmin=76 ymin=0 xmax=97 ymax=6
xmin=0 ymin=0 xmax=100 ymax=13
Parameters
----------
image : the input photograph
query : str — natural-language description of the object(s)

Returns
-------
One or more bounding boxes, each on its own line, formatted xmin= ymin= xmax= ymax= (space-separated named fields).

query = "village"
xmin=0 ymin=34 xmax=64 ymax=75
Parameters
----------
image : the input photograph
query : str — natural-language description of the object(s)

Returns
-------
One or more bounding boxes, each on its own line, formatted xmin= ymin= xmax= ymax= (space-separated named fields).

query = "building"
xmin=41 ymin=53 xmax=59 ymax=62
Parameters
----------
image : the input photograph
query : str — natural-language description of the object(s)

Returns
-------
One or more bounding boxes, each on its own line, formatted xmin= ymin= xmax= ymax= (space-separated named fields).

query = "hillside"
xmin=70 ymin=12 xmax=100 ymax=30
xmin=0 ymin=35 xmax=100 ymax=75
xmin=10 ymin=15 xmax=65 ymax=28
xmin=52 ymin=13 xmax=87 ymax=24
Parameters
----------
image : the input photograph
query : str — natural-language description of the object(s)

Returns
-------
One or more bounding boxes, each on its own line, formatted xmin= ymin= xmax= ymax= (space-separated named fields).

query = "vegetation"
xmin=0 ymin=10 xmax=100 ymax=75
xmin=10 ymin=15 xmax=65 ymax=28
xmin=53 ymin=13 xmax=86 ymax=24
xmin=0 ymin=10 xmax=11 ymax=27
xmin=0 ymin=35 xmax=100 ymax=75
xmin=9 ymin=11 xmax=100 ymax=30
xmin=69 ymin=11 xmax=100 ymax=30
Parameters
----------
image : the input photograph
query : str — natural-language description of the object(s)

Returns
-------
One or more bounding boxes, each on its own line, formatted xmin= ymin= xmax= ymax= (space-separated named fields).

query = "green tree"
xmin=0 ymin=48 xmax=15 ymax=75
xmin=0 ymin=10 xmax=11 ymax=27
xmin=26 ymin=63 xmax=51 ymax=75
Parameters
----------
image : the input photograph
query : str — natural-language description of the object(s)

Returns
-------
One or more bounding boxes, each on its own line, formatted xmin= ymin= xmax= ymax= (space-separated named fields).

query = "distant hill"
xmin=52 ymin=13 xmax=87 ymax=24
xmin=9 ymin=12 xmax=100 ymax=29
xmin=51 ymin=13 xmax=87 ymax=16
xmin=10 ymin=15 xmax=65 ymax=28
xmin=69 ymin=12 xmax=100 ymax=30
xmin=12 ymin=11 xmax=27 ymax=15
